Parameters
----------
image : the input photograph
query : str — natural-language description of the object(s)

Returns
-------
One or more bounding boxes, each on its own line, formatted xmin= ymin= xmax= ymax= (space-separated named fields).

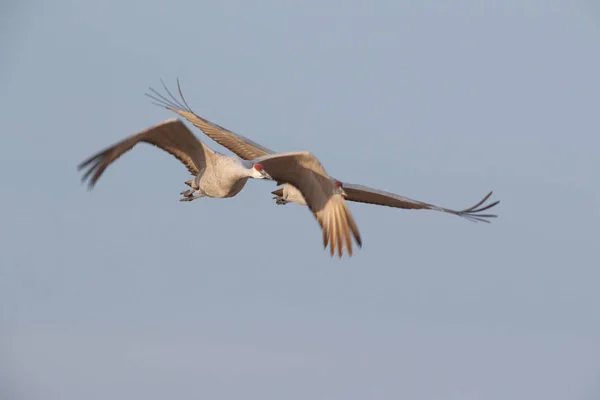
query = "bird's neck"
xmin=239 ymin=159 xmax=260 ymax=178
xmin=222 ymin=157 xmax=255 ymax=179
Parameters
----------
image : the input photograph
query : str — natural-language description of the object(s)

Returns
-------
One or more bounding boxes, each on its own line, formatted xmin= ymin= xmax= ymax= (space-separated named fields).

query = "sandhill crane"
xmin=146 ymin=80 xmax=499 ymax=223
xmin=78 ymin=118 xmax=362 ymax=257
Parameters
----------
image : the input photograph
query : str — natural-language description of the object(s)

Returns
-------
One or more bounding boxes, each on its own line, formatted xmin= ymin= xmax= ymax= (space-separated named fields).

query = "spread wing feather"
xmin=341 ymin=183 xmax=499 ymax=223
xmin=146 ymin=79 xmax=274 ymax=161
xmin=78 ymin=118 xmax=211 ymax=189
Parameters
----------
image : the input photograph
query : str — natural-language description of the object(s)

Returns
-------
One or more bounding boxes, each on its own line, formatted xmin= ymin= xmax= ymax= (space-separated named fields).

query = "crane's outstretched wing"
xmin=255 ymin=151 xmax=362 ymax=258
xmin=146 ymin=79 xmax=275 ymax=161
xmin=271 ymin=185 xmax=499 ymax=222
xmin=340 ymin=184 xmax=498 ymax=223
xmin=78 ymin=118 xmax=212 ymax=189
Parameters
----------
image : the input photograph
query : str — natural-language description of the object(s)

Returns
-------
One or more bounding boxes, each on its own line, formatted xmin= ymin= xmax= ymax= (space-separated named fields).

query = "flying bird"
xmin=145 ymin=79 xmax=499 ymax=223
xmin=78 ymin=118 xmax=362 ymax=257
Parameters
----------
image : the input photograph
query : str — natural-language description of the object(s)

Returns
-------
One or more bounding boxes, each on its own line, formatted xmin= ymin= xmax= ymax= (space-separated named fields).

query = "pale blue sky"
xmin=1 ymin=0 xmax=599 ymax=399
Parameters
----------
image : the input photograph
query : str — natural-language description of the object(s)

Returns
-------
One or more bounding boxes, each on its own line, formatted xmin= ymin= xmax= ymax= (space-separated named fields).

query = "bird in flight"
xmin=145 ymin=79 xmax=500 ymax=224
xmin=78 ymin=118 xmax=362 ymax=257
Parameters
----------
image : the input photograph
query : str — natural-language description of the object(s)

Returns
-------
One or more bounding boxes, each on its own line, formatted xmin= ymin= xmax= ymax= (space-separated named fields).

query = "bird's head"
xmin=333 ymin=179 xmax=347 ymax=197
xmin=251 ymin=163 xmax=273 ymax=180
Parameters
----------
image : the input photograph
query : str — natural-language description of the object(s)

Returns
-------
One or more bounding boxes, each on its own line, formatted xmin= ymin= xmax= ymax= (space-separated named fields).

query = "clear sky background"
xmin=1 ymin=0 xmax=599 ymax=399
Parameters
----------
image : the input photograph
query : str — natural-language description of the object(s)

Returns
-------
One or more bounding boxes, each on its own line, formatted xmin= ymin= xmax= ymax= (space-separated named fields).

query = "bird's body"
xmin=191 ymin=156 xmax=255 ymax=199
xmin=277 ymin=184 xmax=307 ymax=206
xmin=147 ymin=80 xmax=500 ymax=223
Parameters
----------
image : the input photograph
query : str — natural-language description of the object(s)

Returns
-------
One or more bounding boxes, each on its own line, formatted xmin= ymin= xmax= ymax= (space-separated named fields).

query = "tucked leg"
xmin=273 ymin=196 xmax=290 ymax=205
xmin=180 ymin=189 xmax=195 ymax=197
xmin=180 ymin=194 xmax=204 ymax=202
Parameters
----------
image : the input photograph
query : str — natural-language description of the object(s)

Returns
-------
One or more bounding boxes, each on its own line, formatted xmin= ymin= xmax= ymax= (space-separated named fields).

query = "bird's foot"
xmin=180 ymin=189 xmax=195 ymax=196
xmin=179 ymin=194 xmax=203 ymax=202
xmin=180 ymin=188 xmax=204 ymax=202
xmin=273 ymin=196 xmax=290 ymax=205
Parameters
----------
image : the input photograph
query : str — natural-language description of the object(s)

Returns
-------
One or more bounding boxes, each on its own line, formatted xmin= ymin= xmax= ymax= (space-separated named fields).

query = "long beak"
xmin=262 ymin=171 xmax=273 ymax=180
